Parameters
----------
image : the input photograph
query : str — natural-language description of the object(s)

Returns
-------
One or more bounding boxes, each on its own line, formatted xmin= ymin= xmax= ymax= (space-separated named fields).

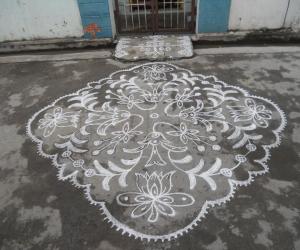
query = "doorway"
xmin=114 ymin=0 xmax=196 ymax=34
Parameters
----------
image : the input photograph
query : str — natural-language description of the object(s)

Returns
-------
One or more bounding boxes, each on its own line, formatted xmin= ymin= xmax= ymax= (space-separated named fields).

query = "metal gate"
xmin=114 ymin=0 xmax=196 ymax=34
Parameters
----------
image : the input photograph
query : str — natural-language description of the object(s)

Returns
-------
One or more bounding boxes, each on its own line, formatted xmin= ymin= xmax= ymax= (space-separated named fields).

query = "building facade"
xmin=0 ymin=0 xmax=299 ymax=42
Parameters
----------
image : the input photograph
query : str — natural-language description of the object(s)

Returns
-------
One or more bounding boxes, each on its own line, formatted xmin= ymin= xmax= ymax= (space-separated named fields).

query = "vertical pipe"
xmin=144 ymin=0 xmax=147 ymax=30
xmin=151 ymin=0 xmax=155 ymax=33
xmin=131 ymin=1 xmax=134 ymax=29
xmin=183 ymin=1 xmax=186 ymax=28
xmin=137 ymin=0 xmax=141 ymax=29
xmin=155 ymin=0 xmax=158 ymax=31
xmin=191 ymin=0 xmax=195 ymax=31
xmin=114 ymin=0 xmax=121 ymax=32
xmin=283 ymin=0 xmax=291 ymax=28
xmin=177 ymin=0 xmax=179 ymax=28
xmin=170 ymin=0 xmax=173 ymax=28
xmin=124 ymin=1 xmax=128 ymax=30
xmin=164 ymin=0 xmax=166 ymax=28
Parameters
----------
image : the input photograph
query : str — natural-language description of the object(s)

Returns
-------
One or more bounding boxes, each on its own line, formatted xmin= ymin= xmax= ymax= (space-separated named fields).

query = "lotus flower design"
xmin=117 ymin=172 xmax=194 ymax=222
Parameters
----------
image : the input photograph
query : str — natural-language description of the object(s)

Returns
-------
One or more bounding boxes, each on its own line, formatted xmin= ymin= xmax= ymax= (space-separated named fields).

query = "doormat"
xmin=114 ymin=35 xmax=193 ymax=61
xmin=27 ymin=63 xmax=286 ymax=241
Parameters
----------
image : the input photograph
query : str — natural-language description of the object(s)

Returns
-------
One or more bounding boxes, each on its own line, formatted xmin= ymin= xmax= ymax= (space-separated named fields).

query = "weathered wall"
xmin=229 ymin=0 xmax=289 ymax=31
xmin=0 ymin=0 xmax=84 ymax=42
xmin=284 ymin=0 xmax=300 ymax=30
xmin=0 ymin=0 xmax=299 ymax=42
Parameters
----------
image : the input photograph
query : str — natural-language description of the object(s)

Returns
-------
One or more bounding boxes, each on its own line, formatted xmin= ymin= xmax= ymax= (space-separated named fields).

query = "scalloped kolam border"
xmin=26 ymin=62 xmax=287 ymax=241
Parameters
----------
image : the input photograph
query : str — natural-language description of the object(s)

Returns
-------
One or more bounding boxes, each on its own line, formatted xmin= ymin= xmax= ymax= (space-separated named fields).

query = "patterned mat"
xmin=114 ymin=35 xmax=193 ymax=61
xmin=27 ymin=63 xmax=286 ymax=241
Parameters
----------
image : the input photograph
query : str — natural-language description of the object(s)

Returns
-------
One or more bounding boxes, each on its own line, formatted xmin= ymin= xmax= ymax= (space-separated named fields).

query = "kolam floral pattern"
xmin=27 ymin=63 xmax=286 ymax=241
xmin=114 ymin=36 xmax=193 ymax=61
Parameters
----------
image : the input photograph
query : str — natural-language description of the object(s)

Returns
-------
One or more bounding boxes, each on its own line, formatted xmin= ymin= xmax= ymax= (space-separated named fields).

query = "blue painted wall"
xmin=77 ymin=0 xmax=112 ymax=38
xmin=198 ymin=0 xmax=231 ymax=33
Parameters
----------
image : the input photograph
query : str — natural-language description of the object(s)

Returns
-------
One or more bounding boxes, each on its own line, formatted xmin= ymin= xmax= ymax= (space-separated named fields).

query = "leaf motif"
xmin=108 ymin=161 xmax=127 ymax=173
xmin=187 ymin=174 xmax=197 ymax=190
xmin=233 ymin=134 xmax=262 ymax=149
xmin=227 ymin=127 xmax=241 ymax=140
xmin=55 ymin=142 xmax=87 ymax=153
xmin=121 ymin=156 xmax=141 ymax=166
xmin=241 ymin=124 xmax=257 ymax=131
xmin=70 ymin=133 xmax=87 ymax=144
xmin=68 ymin=93 xmax=98 ymax=109
xmin=206 ymin=158 xmax=222 ymax=175
xmin=186 ymin=159 xmax=204 ymax=174
xmin=172 ymin=155 xmax=193 ymax=164
xmin=207 ymin=92 xmax=224 ymax=99
xmin=93 ymin=160 xmax=113 ymax=176
xmin=228 ymin=124 xmax=257 ymax=140
xmin=55 ymin=133 xmax=88 ymax=153
xmin=96 ymin=120 xmax=113 ymax=136
xmin=208 ymin=97 xmax=220 ymax=107
xmin=201 ymin=175 xmax=217 ymax=191
xmin=118 ymin=172 xmax=128 ymax=187
xmin=123 ymin=144 xmax=146 ymax=153
xmin=224 ymin=90 xmax=238 ymax=95
xmin=199 ymin=158 xmax=222 ymax=190
xmin=161 ymin=142 xmax=187 ymax=152
xmin=220 ymin=122 xmax=230 ymax=133
xmin=87 ymin=102 xmax=98 ymax=110
xmin=203 ymin=87 xmax=220 ymax=93
xmin=68 ymin=103 xmax=84 ymax=108
xmin=68 ymin=96 xmax=83 ymax=102
xmin=225 ymin=97 xmax=239 ymax=101
xmin=186 ymin=159 xmax=205 ymax=189
xmin=102 ymin=176 xmax=112 ymax=191
xmin=83 ymin=96 xmax=98 ymax=105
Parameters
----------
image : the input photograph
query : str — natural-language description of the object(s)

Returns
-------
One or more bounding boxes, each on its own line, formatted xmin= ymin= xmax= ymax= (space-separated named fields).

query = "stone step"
xmin=114 ymin=35 xmax=193 ymax=61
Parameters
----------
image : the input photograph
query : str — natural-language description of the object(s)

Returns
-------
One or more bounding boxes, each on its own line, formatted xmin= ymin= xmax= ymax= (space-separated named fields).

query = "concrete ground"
xmin=0 ymin=46 xmax=299 ymax=250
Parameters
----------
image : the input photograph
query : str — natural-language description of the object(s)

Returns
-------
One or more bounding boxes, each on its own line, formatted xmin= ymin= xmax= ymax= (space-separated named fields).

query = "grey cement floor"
xmin=0 ymin=46 xmax=299 ymax=250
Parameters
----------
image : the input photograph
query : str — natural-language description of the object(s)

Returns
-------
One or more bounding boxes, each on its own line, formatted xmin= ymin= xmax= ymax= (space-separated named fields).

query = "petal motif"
xmin=166 ymin=131 xmax=181 ymax=137
xmin=245 ymin=98 xmax=256 ymax=109
xmin=135 ymin=194 xmax=153 ymax=203
xmin=147 ymin=172 xmax=162 ymax=194
xmin=150 ymin=183 xmax=160 ymax=196
xmin=161 ymin=171 xmax=175 ymax=194
xmin=259 ymin=111 xmax=272 ymax=119
xmin=254 ymin=115 xmax=269 ymax=128
xmin=158 ymin=196 xmax=174 ymax=203
xmin=116 ymin=192 xmax=141 ymax=206
xmin=135 ymin=173 xmax=148 ymax=193
xmin=234 ymin=114 xmax=253 ymax=122
xmin=180 ymin=134 xmax=188 ymax=144
xmin=147 ymin=205 xmax=159 ymax=222
xmin=43 ymin=123 xmax=56 ymax=137
xmin=131 ymin=203 xmax=152 ymax=219
xmin=168 ymin=193 xmax=195 ymax=207
xmin=56 ymin=118 xmax=77 ymax=128
xmin=155 ymin=201 xmax=175 ymax=217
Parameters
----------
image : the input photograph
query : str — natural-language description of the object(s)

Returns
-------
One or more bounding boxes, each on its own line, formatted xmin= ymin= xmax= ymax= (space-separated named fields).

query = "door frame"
xmin=113 ymin=0 xmax=198 ymax=34
xmin=108 ymin=0 xmax=117 ymax=38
